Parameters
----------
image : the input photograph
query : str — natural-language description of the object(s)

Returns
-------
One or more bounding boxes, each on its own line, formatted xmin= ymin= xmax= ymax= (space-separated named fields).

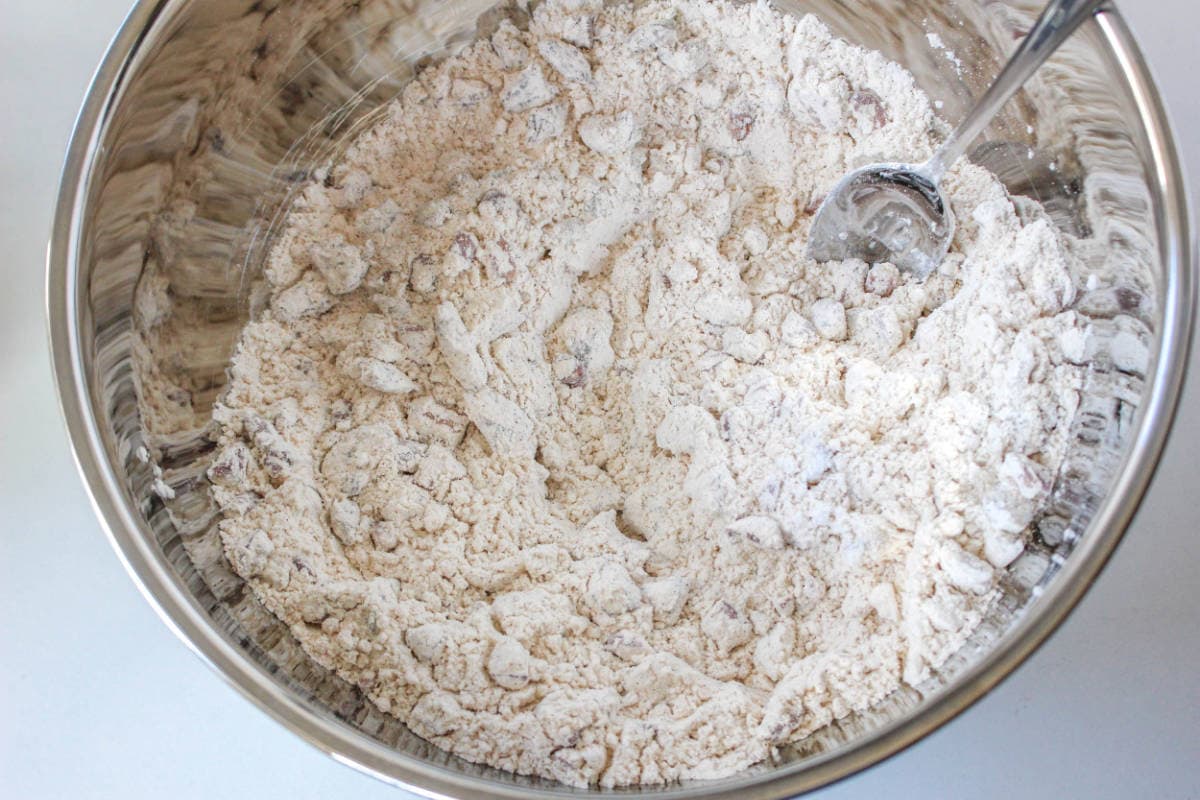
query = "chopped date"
xmin=851 ymin=89 xmax=889 ymax=128
xmin=728 ymin=112 xmax=754 ymax=141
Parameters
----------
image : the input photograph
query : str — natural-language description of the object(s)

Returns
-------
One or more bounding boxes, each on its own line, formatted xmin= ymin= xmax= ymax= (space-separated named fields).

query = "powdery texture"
xmin=208 ymin=0 xmax=1086 ymax=787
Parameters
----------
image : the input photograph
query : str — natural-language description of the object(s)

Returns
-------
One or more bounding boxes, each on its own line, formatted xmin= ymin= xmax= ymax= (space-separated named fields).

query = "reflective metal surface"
xmin=47 ymin=1 xmax=1195 ymax=798
xmin=809 ymin=0 xmax=1107 ymax=276
xmin=808 ymin=163 xmax=952 ymax=277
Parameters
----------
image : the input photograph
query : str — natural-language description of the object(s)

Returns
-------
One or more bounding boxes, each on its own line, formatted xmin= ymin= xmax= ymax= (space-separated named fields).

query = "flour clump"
xmin=208 ymin=0 xmax=1086 ymax=787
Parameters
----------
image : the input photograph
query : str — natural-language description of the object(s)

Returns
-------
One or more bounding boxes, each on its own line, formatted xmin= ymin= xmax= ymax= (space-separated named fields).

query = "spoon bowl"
xmin=808 ymin=163 xmax=953 ymax=279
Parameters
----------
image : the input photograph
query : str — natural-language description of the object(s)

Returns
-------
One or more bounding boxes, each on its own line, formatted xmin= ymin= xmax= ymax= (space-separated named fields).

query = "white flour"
xmin=207 ymin=0 xmax=1086 ymax=786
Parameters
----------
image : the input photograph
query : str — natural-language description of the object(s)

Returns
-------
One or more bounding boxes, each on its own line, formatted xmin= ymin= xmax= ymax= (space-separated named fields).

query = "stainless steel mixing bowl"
xmin=48 ymin=0 xmax=1194 ymax=797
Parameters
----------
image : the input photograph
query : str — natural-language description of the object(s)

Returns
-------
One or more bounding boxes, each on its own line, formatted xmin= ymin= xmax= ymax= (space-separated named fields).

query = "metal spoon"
xmin=807 ymin=0 xmax=1107 ymax=278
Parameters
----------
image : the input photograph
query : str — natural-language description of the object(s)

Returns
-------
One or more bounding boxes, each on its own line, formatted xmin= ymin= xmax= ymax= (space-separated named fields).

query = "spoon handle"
xmin=925 ymin=0 xmax=1109 ymax=181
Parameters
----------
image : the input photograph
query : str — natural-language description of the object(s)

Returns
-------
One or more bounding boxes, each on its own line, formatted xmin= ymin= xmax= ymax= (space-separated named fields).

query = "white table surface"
xmin=2 ymin=2 xmax=1196 ymax=798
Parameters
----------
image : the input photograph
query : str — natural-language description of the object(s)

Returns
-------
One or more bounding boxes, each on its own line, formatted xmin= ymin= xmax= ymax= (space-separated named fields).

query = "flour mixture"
xmin=206 ymin=0 xmax=1086 ymax=786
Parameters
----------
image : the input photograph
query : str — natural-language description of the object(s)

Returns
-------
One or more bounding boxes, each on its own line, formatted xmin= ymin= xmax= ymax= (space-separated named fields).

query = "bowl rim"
xmin=46 ymin=3 xmax=1196 ymax=798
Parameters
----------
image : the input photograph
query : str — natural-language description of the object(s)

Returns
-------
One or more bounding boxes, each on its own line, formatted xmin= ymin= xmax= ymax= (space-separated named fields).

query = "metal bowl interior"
xmin=48 ymin=0 xmax=1194 ymax=798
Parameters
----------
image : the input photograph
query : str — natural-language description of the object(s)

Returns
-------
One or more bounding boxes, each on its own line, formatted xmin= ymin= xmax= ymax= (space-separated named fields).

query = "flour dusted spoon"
xmin=807 ymin=0 xmax=1107 ymax=277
